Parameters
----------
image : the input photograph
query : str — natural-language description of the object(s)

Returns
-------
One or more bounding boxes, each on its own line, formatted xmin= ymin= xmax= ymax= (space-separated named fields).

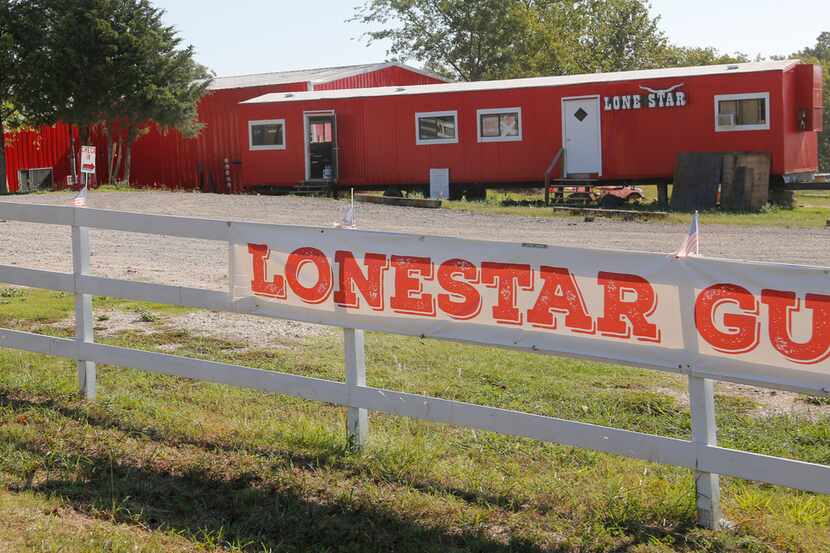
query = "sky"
xmin=152 ymin=0 xmax=829 ymax=77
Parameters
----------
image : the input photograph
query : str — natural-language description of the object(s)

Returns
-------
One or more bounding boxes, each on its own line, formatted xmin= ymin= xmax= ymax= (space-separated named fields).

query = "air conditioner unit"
xmin=718 ymin=113 xmax=736 ymax=127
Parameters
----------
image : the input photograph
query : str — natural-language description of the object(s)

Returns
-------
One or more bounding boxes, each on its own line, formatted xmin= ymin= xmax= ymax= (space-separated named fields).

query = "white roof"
xmin=242 ymin=60 xmax=799 ymax=104
xmin=208 ymin=62 xmax=448 ymax=91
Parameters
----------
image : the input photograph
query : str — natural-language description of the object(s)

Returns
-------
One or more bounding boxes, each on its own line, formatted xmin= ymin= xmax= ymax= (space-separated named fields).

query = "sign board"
xmin=80 ymin=146 xmax=96 ymax=175
xmin=604 ymin=83 xmax=687 ymax=111
xmin=230 ymin=225 xmax=830 ymax=394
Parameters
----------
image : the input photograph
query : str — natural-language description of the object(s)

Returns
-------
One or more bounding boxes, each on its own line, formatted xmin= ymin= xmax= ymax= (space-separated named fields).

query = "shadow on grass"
xmin=1 ymin=389 xmax=702 ymax=552
xmin=0 ymin=388 xmax=542 ymax=513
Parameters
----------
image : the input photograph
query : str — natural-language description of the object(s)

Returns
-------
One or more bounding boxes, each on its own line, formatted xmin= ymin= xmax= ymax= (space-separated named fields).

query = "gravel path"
xmin=1 ymin=191 xmax=829 ymax=292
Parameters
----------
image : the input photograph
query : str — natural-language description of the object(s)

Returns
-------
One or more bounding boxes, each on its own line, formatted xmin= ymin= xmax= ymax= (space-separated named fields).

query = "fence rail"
xmin=0 ymin=202 xmax=828 ymax=530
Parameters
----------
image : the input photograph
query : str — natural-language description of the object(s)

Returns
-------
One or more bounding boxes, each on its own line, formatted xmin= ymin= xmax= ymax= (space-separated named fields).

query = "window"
xmin=477 ymin=108 xmax=522 ymax=142
xmin=249 ymin=119 xmax=286 ymax=150
xmin=714 ymin=93 xmax=770 ymax=132
xmin=415 ymin=111 xmax=458 ymax=145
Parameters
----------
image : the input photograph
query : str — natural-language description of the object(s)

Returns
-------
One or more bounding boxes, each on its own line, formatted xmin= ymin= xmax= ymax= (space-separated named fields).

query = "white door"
xmin=562 ymin=97 xmax=602 ymax=175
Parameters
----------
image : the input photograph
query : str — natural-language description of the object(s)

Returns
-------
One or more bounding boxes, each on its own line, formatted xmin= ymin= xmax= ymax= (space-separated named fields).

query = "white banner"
xmin=230 ymin=223 xmax=830 ymax=395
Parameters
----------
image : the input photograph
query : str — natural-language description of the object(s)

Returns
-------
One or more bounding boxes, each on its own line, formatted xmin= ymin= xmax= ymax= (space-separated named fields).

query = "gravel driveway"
xmin=1 ymin=191 xmax=829 ymax=291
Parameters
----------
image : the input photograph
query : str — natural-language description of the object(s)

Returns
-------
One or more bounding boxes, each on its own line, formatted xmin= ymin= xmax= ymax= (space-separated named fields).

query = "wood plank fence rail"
xmin=0 ymin=203 xmax=828 ymax=531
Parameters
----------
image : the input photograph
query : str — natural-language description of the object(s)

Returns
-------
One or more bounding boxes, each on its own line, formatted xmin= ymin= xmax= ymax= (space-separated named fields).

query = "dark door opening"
xmin=306 ymin=114 xmax=337 ymax=181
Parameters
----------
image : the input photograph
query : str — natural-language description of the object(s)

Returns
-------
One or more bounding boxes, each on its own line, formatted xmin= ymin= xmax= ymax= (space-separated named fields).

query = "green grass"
xmin=0 ymin=287 xmax=828 ymax=552
xmin=442 ymin=189 xmax=830 ymax=228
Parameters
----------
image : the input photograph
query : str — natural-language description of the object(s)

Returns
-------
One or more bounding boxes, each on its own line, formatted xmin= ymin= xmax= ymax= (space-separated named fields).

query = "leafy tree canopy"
xmin=352 ymin=0 xmax=752 ymax=81
xmin=1 ymin=0 xmax=211 ymax=184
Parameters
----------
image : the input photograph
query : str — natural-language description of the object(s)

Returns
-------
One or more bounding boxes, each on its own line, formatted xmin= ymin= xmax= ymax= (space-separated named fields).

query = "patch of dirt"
xmin=49 ymin=309 xmax=158 ymax=336
xmin=168 ymin=310 xmax=328 ymax=349
xmin=50 ymin=308 xmax=329 ymax=351
xmin=655 ymin=382 xmax=830 ymax=419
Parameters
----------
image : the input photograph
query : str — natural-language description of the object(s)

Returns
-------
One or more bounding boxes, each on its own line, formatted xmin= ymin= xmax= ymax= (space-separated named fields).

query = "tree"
xmin=1 ymin=0 xmax=53 ymax=192
xmin=352 ymin=0 xmax=673 ymax=80
xmin=91 ymin=0 xmax=211 ymax=183
xmin=793 ymin=32 xmax=830 ymax=171
xmin=568 ymin=0 xmax=668 ymax=73
xmin=353 ymin=0 xmax=753 ymax=81
xmin=0 ymin=2 xmax=12 ymax=193
xmin=351 ymin=0 xmax=531 ymax=81
xmin=2 ymin=0 xmax=209 ymax=186
xmin=657 ymin=45 xmax=749 ymax=68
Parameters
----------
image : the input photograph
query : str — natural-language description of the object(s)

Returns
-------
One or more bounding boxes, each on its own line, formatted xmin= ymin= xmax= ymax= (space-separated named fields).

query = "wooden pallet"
xmin=552 ymin=206 xmax=669 ymax=221
xmin=355 ymin=194 xmax=442 ymax=208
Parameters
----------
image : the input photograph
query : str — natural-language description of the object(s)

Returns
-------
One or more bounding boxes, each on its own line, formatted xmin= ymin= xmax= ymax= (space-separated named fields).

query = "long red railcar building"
xmin=3 ymin=60 xmax=823 ymax=195
xmin=2 ymin=62 xmax=447 ymax=193
xmin=238 ymin=60 xmax=823 ymax=191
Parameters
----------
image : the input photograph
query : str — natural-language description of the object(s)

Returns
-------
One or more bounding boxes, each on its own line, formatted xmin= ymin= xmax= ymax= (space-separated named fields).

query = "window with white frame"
xmin=477 ymin=107 xmax=522 ymax=142
xmin=714 ymin=93 xmax=770 ymax=132
xmin=415 ymin=111 xmax=458 ymax=145
xmin=249 ymin=119 xmax=286 ymax=150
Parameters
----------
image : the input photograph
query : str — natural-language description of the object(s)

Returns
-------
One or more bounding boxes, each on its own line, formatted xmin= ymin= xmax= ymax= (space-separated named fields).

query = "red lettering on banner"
xmin=390 ymin=256 xmax=435 ymax=316
xmin=285 ymin=247 xmax=332 ymax=304
xmin=437 ymin=258 xmax=481 ymax=320
xmin=334 ymin=251 xmax=388 ymax=310
xmin=248 ymin=243 xmax=286 ymax=299
xmin=695 ymin=283 xmax=759 ymax=354
xmin=481 ymin=262 xmax=533 ymax=325
xmin=527 ymin=266 xmax=594 ymax=333
xmin=597 ymin=272 xmax=660 ymax=342
xmin=761 ymin=290 xmax=830 ymax=364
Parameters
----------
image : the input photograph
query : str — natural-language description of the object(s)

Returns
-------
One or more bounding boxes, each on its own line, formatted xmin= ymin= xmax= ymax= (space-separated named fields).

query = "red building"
xmin=2 ymin=63 xmax=447 ymax=193
xmin=238 ymin=60 xmax=823 ymax=192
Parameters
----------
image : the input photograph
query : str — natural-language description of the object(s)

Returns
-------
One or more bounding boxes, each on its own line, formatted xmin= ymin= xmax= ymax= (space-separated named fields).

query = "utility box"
xmin=429 ymin=168 xmax=450 ymax=199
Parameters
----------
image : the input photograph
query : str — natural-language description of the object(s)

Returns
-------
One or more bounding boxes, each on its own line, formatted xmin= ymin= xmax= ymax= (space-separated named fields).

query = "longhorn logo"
xmin=639 ymin=83 xmax=684 ymax=95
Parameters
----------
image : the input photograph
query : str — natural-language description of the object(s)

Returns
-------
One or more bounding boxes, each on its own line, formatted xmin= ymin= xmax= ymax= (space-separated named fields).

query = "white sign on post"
xmin=80 ymin=146 xmax=96 ymax=175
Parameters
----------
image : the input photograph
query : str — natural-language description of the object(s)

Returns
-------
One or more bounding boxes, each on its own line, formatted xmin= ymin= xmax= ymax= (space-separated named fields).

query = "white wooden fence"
xmin=0 ymin=203 xmax=828 ymax=531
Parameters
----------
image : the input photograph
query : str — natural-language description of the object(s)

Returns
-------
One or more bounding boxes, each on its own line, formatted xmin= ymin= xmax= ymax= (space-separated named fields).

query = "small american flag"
xmin=675 ymin=211 xmax=699 ymax=257
xmin=334 ymin=188 xmax=356 ymax=229
xmin=72 ymin=186 xmax=88 ymax=208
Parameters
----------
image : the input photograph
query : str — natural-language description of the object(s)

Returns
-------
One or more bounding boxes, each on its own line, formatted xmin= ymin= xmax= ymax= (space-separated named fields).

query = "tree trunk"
xmin=79 ymin=124 xmax=90 ymax=146
xmin=124 ymin=125 xmax=138 ymax=185
xmin=69 ymin=130 xmax=78 ymax=187
xmin=103 ymin=122 xmax=114 ymax=184
xmin=114 ymin=138 xmax=123 ymax=182
xmin=0 ymin=115 xmax=7 ymax=194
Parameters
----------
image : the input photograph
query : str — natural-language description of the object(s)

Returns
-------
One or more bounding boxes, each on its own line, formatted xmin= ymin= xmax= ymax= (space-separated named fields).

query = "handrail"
xmin=544 ymin=147 xmax=565 ymax=205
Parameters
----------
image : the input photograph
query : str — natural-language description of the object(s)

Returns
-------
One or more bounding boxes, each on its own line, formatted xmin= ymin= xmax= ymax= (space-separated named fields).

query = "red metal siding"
xmin=782 ymin=66 xmax=820 ymax=174
xmin=315 ymin=65 xmax=446 ymax=90
xmin=3 ymin=65 xmax=442 ymax=191
xmin=3 ymin=123 xmax=76 ymax=193
xmin=240 ymin=68 xmax=817 ymax=189
xmin=126 ymin=82 xmax=309 ymax=191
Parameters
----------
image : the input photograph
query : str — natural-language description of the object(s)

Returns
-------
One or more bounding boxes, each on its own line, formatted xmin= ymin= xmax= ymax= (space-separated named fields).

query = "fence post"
xmin=344 ymin=327 xmax=368 ymax=448
xmin=72 ymin=223 xmax=96 ymax=400
xmin=688 ymin=375 xmax=722 ymax=529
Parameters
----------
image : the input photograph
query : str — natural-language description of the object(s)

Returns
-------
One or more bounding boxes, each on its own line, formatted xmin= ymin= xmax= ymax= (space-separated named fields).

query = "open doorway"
xmin=304 ymin=112 xmax=337 ymax=182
